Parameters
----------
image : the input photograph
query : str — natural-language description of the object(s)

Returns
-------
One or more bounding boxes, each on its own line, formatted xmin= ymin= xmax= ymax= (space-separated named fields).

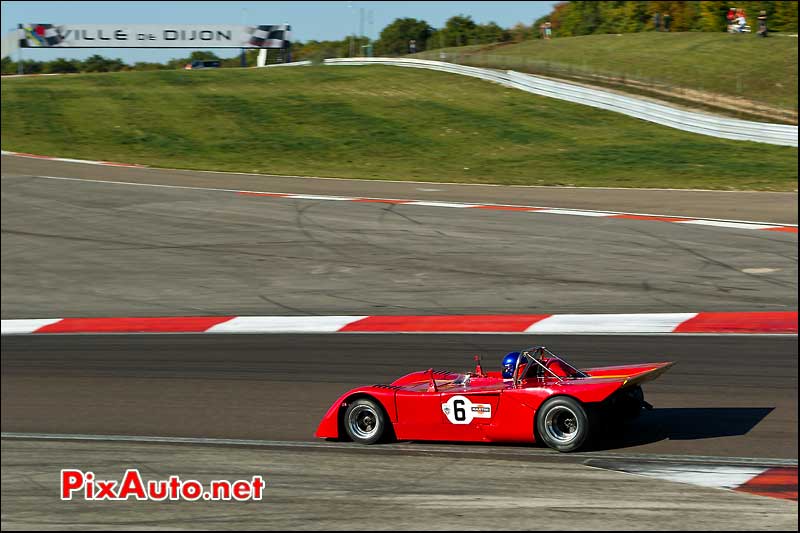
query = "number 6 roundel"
xmin=441 ymin=395 xmax=493 ymax=425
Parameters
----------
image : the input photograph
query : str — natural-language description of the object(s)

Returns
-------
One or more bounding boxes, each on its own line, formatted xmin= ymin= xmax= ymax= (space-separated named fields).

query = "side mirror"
xmin=473 ymin=355 xmax=486 ymax=377
xmin=427 ymin=368 xmax=438 ymax=392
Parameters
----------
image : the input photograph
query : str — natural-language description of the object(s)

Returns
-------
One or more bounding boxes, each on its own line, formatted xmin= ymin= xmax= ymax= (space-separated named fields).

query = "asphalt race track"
xmin=2 ymin=334 xmax=798 ymax=458
xmin=2 ymin=334 xmax=798 ymax=529
xmin=1 ymin=154 xmax=797 ymax=529
xmin=4 ymin=155 xmax=799 ymax=224
xmin=2 ymin=438 xmax=796 ymax=530
xmin=2 ymin=155 xmax=797 ymax=318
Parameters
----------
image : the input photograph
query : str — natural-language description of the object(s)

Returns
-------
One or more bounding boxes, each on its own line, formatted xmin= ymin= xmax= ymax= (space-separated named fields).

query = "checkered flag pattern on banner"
xmin=20 ymin=24 xmax=64 ymax=47
xmin=248 ymin=24 xmax=291 ymax=48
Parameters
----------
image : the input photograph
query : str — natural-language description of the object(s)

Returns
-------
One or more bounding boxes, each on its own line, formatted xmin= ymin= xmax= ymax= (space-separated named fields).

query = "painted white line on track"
xmin=286 ymin=194 xmax=354 ymax=201
xmin=1 ymin=331 xmax=797 ymax=337
xmin=207 ymin=316 xmax=368 ymax=333
xmin=675 ymin=219 xmax=778 ymax=230
xmin=408 ymin=201 xmax=480 ymax=208
xmin=537 ymin=209 xmax=620 ymax=217
xmin=6 ymin=149 xmax=799 ymax=194
xmin=620 ymin=464 xmax=768 ymax=490
xmin=0 ymin=318 xmax=62 ymax=334
xmin=22 ymin=175 xmax=797 ymax=231
xmin=526 ymin=313 xmax=698 ymax=333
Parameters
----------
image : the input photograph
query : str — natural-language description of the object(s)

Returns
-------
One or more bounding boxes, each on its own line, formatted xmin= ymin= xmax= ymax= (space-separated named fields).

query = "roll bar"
xmin=512 ymin=346 xmax=586 ymax=387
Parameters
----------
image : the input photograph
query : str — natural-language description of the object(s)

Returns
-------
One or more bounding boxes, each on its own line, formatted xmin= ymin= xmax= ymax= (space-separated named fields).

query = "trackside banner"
xmin=18 ymin=24 xmax=291 ymax=49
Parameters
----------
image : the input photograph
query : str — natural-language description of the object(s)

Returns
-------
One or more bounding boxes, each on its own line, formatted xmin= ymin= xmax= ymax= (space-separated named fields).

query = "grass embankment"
xmin=1 ymin=66 xmax=797 ymax=190
xmin=413 ymin=33 xmax=799 ymax=122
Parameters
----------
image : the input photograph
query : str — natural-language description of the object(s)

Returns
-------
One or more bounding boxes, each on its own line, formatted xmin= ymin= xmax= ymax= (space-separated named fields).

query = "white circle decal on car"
xmin=441 ymin=395 xmax=492 ymax=425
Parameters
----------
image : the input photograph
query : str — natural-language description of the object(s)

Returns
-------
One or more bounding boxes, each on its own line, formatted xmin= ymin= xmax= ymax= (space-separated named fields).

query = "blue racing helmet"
xmin=502 ymin=352 xmax=521 ymax=379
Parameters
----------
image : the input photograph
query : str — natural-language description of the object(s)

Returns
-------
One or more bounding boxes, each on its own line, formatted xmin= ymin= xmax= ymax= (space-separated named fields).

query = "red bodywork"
xmin=316 ymin=361 xmax=673 ymax=444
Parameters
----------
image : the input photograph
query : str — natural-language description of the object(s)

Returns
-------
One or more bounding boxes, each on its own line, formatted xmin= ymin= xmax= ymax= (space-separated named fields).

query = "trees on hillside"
xmin=82 ymin=54 xmax=126 ymax=72
xmin=188 ymin=51 xmax=221 ymax=62
xmin=441 ymin=15 xmax=478 ymax=47
xmin=698 ymin=1 xmax=729 ymax=32
xmin=42 ymin=57 xmax=80 ymax=74
xmin=292 ymin=37 xmax=370 ymax=61
xmin=509 ymin=22 xmax=534 ymax=43
xmin=4 ymin=2 xmax=798 ymax=75
xmin=1 ymin=57 xmax=20 ymax=74
xmin=473 ymin=21 xmax=510 ymax=45
xmin=542 ymin=1 xmax=798 ymax=37
xmin=427 ymin=15 xmax=512 ymax=48
xmin=770 ymin=1 xmax=800 ymax=31
xmin=375 ymin=17 xmax=433 ymax=55
xmin=362 ymin=14 xmax=514 ymax=53
xmin=6 ymin=57 xmax=80 ymax=74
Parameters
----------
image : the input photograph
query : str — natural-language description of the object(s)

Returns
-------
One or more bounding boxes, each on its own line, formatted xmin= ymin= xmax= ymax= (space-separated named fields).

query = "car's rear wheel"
xmin=536 ymin=396 xmax=590 ymax=452
xmin=343 ymin=398 xmax=387 ymax=444
xmin=616 ymin=385 xmax=645 ymax=420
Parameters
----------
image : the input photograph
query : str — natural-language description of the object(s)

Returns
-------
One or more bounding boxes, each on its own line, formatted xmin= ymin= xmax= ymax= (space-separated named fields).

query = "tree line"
xmin=0 ymin=51 xmax=255 ymax=75
xmin=534 ymin=1 xmax=798 ymax=36
xmin=3 ymin=2 xmax=797 ymax=75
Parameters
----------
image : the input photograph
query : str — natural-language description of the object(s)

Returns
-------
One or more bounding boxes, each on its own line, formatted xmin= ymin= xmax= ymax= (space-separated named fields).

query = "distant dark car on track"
xmin=184 ymin=60 xmax=222 ymax=70
xmin=316 ymin=346 xmax=674 ymax=452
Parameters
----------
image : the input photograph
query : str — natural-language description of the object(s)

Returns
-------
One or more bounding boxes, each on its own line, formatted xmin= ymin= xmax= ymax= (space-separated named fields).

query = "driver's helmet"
xmin=501 ymin=352 xmax=522 ymax=379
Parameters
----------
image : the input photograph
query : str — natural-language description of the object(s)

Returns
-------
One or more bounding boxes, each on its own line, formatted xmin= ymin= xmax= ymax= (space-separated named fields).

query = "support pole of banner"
xmin=16 ymin=24 xmax=23 ymax=75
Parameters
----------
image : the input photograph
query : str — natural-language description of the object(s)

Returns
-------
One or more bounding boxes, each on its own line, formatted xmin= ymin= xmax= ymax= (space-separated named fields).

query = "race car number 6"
xmin=441 ymin=395 xmax=492 ymax=425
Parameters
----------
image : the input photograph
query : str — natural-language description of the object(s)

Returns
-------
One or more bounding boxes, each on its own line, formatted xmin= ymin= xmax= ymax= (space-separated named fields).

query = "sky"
xmin=1 ymin=1 xmax=558 ymax=63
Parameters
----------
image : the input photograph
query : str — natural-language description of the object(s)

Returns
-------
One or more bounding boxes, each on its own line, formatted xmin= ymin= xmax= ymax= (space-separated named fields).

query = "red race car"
xmin=316 ymin=346 xmax=674 ymax=452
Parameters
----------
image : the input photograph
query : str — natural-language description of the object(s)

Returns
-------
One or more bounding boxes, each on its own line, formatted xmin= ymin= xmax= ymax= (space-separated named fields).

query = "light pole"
xmin=367 ymin=9 xmax=374 ymax=57
xmin=241 ymin=8 xmax=247 ymax=67
xmin=347 ymin=1 xmax=355 ymax=57
xmin=359 ymin=7 xmax=365 ymax=56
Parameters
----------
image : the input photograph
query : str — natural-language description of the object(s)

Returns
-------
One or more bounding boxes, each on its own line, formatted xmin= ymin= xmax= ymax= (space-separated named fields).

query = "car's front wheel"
xmin=536 ymin=396 xmax=590 ymax=452
xmin=343 ymin=398 xmax=387 ymax=444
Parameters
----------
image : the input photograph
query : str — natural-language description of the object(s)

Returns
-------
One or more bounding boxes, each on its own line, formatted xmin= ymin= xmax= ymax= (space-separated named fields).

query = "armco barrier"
xmin=320 ymin=57 xmax=797 ymax=147
xmin=262 ymin=60 xmax=312 ymax=68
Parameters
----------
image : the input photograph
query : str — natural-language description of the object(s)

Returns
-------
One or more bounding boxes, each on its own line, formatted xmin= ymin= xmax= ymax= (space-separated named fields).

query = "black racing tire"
xmin=343 ymin=398 xmax=387 ymax=445
xmin=620 ymin=385 xmax=645 ymax=420
xmin=602 ymin=385 xmax=645 ymax=428
xmin=536 ymin=396 xmax=590 ymax=452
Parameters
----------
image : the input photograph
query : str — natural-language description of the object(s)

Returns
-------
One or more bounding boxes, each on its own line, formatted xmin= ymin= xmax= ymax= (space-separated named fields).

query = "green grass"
xmin=413 ymin=33 xmax=799 ymax=118
xmin=1 ymin=66 xmax=797 ymax=191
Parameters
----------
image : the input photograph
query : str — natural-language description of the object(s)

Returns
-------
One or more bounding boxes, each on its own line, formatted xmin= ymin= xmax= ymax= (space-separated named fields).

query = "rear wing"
xmin=620 ymin=362 xmax=675 ymax=389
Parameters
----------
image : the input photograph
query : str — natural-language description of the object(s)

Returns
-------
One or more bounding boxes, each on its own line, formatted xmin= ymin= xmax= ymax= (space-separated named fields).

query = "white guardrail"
xmin=306 ymin=57 xmax=797 ymax=147
xmin=262 ymin=60 xmax=313 ymax=68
